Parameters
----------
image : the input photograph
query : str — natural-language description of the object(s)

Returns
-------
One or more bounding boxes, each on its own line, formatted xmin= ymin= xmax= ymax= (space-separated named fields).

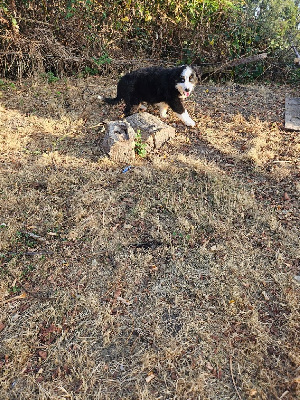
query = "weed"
xmin=0 ymin=79 xmax=16 ymax=90
xmin=42 ymin=72 xmax=59 ymax=84
xmin=9 ymin=285 xmax=21 ymax=294
xmin=82 ymin=53 xmax=112 ymax=76
xmin=0 ymin=223 xmax=8 ymax=230
xmin=134 ymin=131 xmax=147 ymax=157
xmin=82 ymin=66 xmax=97 ymax=76
xmin=289 ymin=67 xmax=300 ymax=84
xmin=21 ymin=264 xmax=35 ymax=279
xmin=16 ymin=231 xmax=38 ymax=248
xmin=93 ymin=53 xmax=111 ymax=66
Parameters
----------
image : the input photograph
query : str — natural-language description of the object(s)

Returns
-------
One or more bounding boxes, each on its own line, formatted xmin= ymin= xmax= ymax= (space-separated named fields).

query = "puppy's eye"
xmin=180 ymin=77 xmax=185 ymax=83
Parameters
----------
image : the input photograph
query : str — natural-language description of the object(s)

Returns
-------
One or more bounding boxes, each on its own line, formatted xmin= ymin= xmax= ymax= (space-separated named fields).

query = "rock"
xmin=102 ymin=120 xmax=136 ymax=163
xmin=285 ymin=97 xmax=300 ymax=131
xmin=126 ymin=112 xmax=176 ymax=150
xmin=102 ymin=113 xmax=176 ymax=162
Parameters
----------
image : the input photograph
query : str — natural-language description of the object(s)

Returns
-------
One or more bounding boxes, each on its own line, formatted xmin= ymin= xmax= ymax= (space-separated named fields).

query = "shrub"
xmin=0 ymin=0 xmax=299 ymax=81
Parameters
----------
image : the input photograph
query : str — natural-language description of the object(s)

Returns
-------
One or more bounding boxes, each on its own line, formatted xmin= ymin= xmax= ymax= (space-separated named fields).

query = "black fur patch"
xmin=104 ymin=65 xmax=197 ymax=117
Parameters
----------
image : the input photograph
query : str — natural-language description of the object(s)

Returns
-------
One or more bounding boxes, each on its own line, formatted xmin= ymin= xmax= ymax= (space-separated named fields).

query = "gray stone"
xmin=102 ymin=113 xmax=176 ymax=162
xmin=126 ymin=112 xmax=176 ymax=150
xmin=285 ymin=97 xmax=300 ymax=131
xmin=102 ymin=120 xmax=136 ymax=162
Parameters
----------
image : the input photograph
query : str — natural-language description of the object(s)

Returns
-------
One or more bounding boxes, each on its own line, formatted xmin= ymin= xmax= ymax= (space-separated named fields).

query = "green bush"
xmin=0 ymin=0 xmax=299 ymax=81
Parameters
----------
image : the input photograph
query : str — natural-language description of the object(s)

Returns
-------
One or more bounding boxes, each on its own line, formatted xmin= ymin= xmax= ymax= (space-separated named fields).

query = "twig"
xmin=229 ymin=355 xmax=243 ymax=400
xmin=279 ymin=391 xmax=289 ymax=399
xmin=6 ymin=250 xmax=53 ymax=256
xmin=3 ymin=292 xmax=27 ymax=304
xmin=88 ymin=123 xmax=104 ymax=129
xmin=291 ymin=45 xmax=300 ymax=59
xmin=23 ymin=231 xmax=47 ymax=242
xmin=272 ymin=160 xmax=296 ymax=164
xmin=21 ymin=18 xmax=55 ymax=27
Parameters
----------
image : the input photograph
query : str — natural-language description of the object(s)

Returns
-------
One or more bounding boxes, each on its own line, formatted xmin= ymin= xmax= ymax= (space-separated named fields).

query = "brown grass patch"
xmin=0 ymin=76 xmax=299 ymax=399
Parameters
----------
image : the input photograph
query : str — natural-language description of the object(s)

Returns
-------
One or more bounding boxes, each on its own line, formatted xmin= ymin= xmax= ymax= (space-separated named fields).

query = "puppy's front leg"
xmin=176 ymin=110 xmax=196 ymax=127
xmin=169 ymin=99 xmax=195 ymax=127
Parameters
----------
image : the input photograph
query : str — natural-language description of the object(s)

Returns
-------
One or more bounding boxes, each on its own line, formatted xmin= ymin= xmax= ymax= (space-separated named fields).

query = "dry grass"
xmin=0 ymin=75 xmax=299 ymax=400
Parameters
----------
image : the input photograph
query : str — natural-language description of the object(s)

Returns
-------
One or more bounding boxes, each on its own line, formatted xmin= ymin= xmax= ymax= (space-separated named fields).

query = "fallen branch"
xmin=7 ymin=250 xmax=54 ymax=256
xmin=194 ymin=53 xmax=268 ymax=80
xmin=229 ymin=355 xmax=243 ymax=400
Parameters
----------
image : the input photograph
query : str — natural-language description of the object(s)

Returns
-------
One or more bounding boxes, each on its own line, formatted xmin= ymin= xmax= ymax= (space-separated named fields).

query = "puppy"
xmin=102 ymin=65 xmax=197 ymax=127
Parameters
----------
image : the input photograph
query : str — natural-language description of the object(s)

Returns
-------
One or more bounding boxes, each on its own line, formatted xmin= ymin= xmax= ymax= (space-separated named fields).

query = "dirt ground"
xmin=0 ymin=74 xmax=299 ymax=400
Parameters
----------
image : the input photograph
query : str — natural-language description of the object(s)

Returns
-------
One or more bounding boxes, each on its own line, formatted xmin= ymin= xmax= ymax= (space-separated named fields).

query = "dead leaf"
xmin=283 ymin=192 xmax=290 ymax=201
xmin=38 ymin=323 xmax=62 ymax=344
xmin=171 ymin=371 xmax=177 ymax=380
xmin=114 ymin=289 xmax=122 ymax=299
xmin=0 ymin=322 xmax=5 ymax=332
xmin=293 ymin=376 xmax=300 ymax=383
xmin=145 ymin=372 xmax=155 ymax=383
xmin=262 ymin=291 xmax=270 ymax=301
xmin=206 ymin=362 xmax=214 ymax=371
xmin=38 ymin=351 xmax=48 ymax=360
xmin=249 ymin=388 xmax=257 ymax=397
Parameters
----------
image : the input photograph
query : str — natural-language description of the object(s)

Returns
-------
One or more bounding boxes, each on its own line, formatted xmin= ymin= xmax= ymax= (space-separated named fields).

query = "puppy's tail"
xmin=98 ymin=95 xmax=122 ymax=105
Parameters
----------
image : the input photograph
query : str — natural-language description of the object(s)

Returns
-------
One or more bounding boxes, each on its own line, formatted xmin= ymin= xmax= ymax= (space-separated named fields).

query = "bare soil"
xmin=0 ymin=75 xmax=299 ymax=400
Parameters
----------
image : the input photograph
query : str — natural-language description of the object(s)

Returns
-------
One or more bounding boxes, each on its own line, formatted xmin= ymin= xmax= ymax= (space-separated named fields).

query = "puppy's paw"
xmin=185 ymin=118 xmax=196 ymax=127
xmin=176 ymin=111 xmax=196 ymax=127
xmin=160 ymin=112 xmax=168 ymax=119
xmin=158 ymin=102 xmax=169 ymax=119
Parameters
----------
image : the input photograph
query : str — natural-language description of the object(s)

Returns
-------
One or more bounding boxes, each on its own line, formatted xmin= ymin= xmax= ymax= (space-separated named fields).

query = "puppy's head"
xmin=175 ymin=66 xmax=197 ymax=98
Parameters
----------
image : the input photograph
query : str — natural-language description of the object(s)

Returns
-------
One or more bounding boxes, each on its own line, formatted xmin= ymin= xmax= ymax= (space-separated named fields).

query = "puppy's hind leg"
xmin=123 ymin=103 xmax=133 ymax=116
xmin=124 ymin=98 xmax=142 ymax=116
xmin=158 ymin=102 xmax=168 ymax=118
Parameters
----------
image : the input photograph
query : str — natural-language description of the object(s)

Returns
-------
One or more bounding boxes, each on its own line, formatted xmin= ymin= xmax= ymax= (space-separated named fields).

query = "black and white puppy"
xmin=102 ymin=65 xmax=197 ymax=127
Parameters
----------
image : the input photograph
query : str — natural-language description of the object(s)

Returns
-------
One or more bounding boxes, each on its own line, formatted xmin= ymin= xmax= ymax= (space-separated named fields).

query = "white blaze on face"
xmin=175 ymin=66 xmax=196 ymax=98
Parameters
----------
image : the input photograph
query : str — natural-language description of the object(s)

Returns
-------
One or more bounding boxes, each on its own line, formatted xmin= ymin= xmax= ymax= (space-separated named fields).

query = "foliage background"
xmin=0 ymin=0 xmax=299 ymax=81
